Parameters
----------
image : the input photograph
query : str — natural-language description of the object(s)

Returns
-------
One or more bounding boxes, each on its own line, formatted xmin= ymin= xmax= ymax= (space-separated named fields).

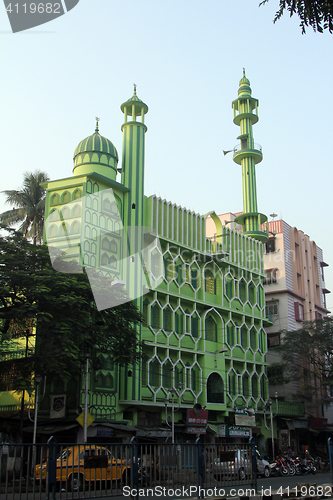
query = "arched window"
xmin=205 ymin=269 xmax=216 ymax=294
xmin=205 ymin=316 xmax=217 ymax=342
xmin=175 ymin=310 xmax=184 ymax=335
xmin=225 ymin=275 xmax=234 ymax=299
xmin=50 ymin=193 xmax=59 ymax=206
xmin=163 ymin=360 xmax=173 ymax=389
xmin=151 ymin=304 xmax=161 ymax=330
xmin=143 ymin=299 xmax=149 ymax=326
xmin=149 ymin=358 xmax=161 ymax=387
xmin=207 ymin=373 xmax=224 ymax=403
xmin=227 ymin=324 xmax=235 ymax=347
xmin=191 ymin=315 xmax=199 ymax=338
xmin=228 ymin=371 xmax=237 ymax=396
xmin=163 ymin=307 xmax=172 ymax=332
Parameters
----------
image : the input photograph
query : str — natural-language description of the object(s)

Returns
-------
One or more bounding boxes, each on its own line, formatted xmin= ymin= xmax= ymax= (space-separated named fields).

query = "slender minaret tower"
xmin=120 ymin=85 xmax=148 ymax=299
xmin=233 ymin=70 xmax=268 ymax=242
xmin=120 ymin=85 xmax=148 ymax=231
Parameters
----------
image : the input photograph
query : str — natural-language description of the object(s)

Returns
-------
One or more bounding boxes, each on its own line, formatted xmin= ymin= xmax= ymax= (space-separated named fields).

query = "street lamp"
xmin=27 ymin=375 xmax=46 ymax=475
xmin=264 ymin=391 xmax=278 ymax=459
xmin=164 ymin=382 xmax=183 ymax=444
xmin=27 ymin=374 xmax=46 ymax=445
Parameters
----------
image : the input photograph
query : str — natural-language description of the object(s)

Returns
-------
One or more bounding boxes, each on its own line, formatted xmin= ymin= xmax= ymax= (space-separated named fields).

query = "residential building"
xmin=208 ymin=214 xmax=331 ymax=456
xmin=263 ymin=219 xmax=331 ymax=457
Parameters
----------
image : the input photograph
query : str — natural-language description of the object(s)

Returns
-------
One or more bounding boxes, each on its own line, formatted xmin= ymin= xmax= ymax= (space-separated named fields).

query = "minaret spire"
xmin=232 ymin=71 xmax=268 ymax=242
xmin=95 ymin=116 xmax=100 ymax=134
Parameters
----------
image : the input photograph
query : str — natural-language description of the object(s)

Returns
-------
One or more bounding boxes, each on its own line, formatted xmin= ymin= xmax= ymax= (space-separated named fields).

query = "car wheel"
xmin=68 ymin=473 xmax=84 ymax=492
xmin=239 ymin=468 xmax=246 ymax=480
xmin=264 ymin=466 xmax=270 ymax=478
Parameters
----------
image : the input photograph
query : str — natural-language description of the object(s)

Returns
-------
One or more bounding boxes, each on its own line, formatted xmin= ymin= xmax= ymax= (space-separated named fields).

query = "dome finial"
xmin=243 ymin=68 xmax=246 ymax=77
xmin=95 ymin=117 xmax=100 ymax=134
xmin=133 ymin=83 xmax=137 ymax=95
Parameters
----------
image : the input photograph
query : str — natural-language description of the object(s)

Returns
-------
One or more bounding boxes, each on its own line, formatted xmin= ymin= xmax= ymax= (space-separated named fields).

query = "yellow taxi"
xmin=35 ymin=445 xmax=130 ymax=491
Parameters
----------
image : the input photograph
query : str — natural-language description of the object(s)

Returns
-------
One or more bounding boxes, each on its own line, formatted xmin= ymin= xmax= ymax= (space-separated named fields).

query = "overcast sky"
xmin=1 ymin=0 xmax=332 ymax=313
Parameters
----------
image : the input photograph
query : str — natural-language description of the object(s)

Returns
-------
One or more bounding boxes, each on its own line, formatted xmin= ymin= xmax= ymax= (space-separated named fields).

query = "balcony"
xmin=263 ymin=278 xmax=277 ymax=285
xmin=271 ymin=400 xmax=305 ymax=417
xmin=0 ymin=349 xmax=28 ymax=361
xmin=233 ymin=143 xmax=263 ymax=165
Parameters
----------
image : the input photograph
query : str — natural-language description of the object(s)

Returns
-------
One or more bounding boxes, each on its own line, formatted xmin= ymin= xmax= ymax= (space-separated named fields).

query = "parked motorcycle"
xmin=293 ymin=456 xmax=316 ymax=475
xmin=270 ymin=456 xmax=290 ymax=476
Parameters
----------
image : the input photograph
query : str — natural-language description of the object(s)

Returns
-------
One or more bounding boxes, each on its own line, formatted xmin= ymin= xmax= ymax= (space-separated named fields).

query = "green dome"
xmin=73 ymin=120 xmax=119 ymax=179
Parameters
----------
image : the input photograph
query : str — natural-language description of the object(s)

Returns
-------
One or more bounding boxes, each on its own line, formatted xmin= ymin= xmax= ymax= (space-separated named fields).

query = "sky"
xmin=0 ymin=0 xmax=332 ymax=313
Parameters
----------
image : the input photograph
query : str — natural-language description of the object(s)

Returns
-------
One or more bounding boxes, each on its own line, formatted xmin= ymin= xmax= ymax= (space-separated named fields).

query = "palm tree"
xmin=0 ymin=170 xmax=49 ymax=244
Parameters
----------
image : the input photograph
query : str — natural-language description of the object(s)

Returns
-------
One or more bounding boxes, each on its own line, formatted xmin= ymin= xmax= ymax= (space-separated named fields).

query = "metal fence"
xmin=0 ymin=438 xmax=257 ymax=499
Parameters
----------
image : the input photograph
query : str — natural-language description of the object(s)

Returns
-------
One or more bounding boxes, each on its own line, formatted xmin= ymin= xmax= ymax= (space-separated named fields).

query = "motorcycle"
xmin=270 ymin=456 xmax=290 ymax=476
xmin=293 ymin=456 xmax=316 ymax=475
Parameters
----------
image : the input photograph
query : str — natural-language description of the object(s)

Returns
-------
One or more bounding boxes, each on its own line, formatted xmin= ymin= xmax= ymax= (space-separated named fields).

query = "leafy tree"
xmin=0 ymin=228 xmax=143 ymax=389
xmin=260 ymin=0 xmax=333 ymax=33
xmin=0 ymin=171 xmax=49 ymax=244
xmin=269 ymin=317 xmax=333 ymax=404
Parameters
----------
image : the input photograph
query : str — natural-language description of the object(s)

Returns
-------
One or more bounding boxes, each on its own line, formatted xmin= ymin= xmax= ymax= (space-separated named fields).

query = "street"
xmin=257 ymin=471 xmax=332 ymax=491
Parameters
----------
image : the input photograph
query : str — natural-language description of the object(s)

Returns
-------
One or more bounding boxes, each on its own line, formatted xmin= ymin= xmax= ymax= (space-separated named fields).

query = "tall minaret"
xmin=120 ymin=85 xmax=148 ymax=233
xmin=120 ymin=86 xmax=148 ymax=300
xmin=233 ymin=70 xmax=268 ymax=242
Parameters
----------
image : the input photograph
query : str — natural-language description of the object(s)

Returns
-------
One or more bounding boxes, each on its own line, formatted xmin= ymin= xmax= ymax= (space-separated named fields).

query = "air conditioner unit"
xmin=50 ymin=395 xmax=67 ymax=419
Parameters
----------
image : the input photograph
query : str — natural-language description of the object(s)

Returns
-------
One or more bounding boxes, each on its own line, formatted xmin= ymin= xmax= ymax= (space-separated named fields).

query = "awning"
xmin=23 ymin=423 xmax=79 ymax=434
xmin=282 ymin=418 xmax=308 ymax=430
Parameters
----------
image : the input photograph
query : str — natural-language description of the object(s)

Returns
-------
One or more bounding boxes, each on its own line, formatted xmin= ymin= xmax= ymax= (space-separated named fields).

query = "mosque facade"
xmin=41 ymin=73 xmax=271 ymax=444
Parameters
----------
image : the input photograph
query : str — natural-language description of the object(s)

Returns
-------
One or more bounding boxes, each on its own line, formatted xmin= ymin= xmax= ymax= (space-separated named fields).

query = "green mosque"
xmin=41 ymin=72 xmax=271 ymax=445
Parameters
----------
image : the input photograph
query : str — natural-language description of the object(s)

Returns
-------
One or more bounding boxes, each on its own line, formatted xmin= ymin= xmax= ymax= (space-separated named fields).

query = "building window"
xmin=267 ymin=332 xmax=280 ymax=348
xmin=207 ymin=373 xmax=224 ymax=403
xmin=149 ymin=358 xmax=161 ymax=387
xmin=191 ymin=315 xmax=199 ymax=338
xmin=294 ymin=302 xmax=304 ymax=322
xmin=239 ymin=280 xmax=247 ymax=302
xmin=163 ymin=360 xmax=173 ymax=389
xmin=266 ymin=301 xmax=279 ymax=322
xmin=175 ymin=311 xmax=184 ymax=335
xmin=265 ymin=238 xmax=276 ymax=253
xmin=151 ymin=304 xmax=161 ymax=330
xmin=205 ymin=316 xmax=217 ymax=342
xmin=143 ymin=299 xmax=149 ymax=326
xmin=164 ymin=257 xmax=173 ymax=281
xmin=190 ymin=266 xmax=198 ymax=289
xmin=227 ymin=324 xmax=235 ymax=347
xmin=250 ymin=328 xmax=257 ymax=350
xmin=176 ymin=263 xmax=183 ymax=285
xmin=263 ymin=268 xmax=277 ymax=285
xmin=228 ymin=371 xmax=237 ymax=396
xmin=205 ymin=269 xmax=217 ymax=294
xmin=163 ymin=307 xmax=173 ymax=332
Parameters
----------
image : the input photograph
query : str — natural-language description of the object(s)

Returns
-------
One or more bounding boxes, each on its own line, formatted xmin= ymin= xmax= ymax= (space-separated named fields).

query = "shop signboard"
xmin=229 ymin=426 xmax=252 ymax=438
xmin=218 ymin=424 xmax=228 ymax=437
xmin=187 ymin=408 xmax=208 ymax=426
xmin=235 ymin=414 xmax=256 ymax=427
xmin=186 ymin=426 xmax=207 ymax=434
